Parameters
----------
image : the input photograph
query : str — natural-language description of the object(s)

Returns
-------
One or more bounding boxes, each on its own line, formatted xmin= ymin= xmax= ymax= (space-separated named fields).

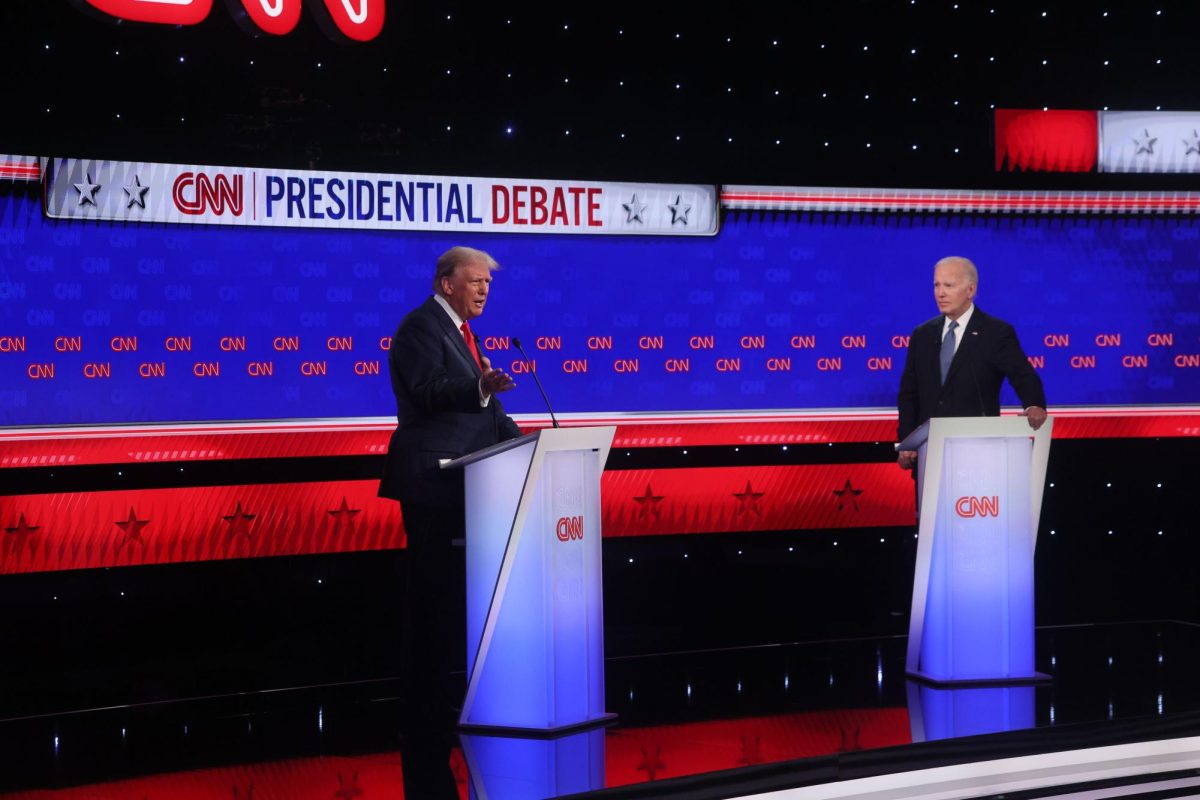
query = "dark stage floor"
xmin=4 ymin=621 xmax=1200 ymax=798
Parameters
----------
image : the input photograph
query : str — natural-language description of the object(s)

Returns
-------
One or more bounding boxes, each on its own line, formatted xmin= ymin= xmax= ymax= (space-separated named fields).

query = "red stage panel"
xmin=0 ymin=708 xmax=907 ymax=798
xmin=604 ymin=464 xmax=915 ymax=537
xmin=0 ymin=462 xmax=912 ymax=574
xmin=2 ymin=409 xmax=1195 ymax=573
xmin=606 ymin=708 xmax=910 ymax=785
xmin=1 ymin=408 xmax=1194 ymax=468
xmin=0 ymin=481 xmax=403 ymax=574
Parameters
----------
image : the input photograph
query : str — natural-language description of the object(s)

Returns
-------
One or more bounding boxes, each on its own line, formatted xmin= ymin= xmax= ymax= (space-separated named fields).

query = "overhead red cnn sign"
xmin=314 ymin=0 xmax=384 ymax=42
xmin=76 ymin=0 xmax=213 ymax=25
xmin=236 ymin=0 xmax=304 ymax=37
xmin=73 ymin=0 xmax=383 ymax=42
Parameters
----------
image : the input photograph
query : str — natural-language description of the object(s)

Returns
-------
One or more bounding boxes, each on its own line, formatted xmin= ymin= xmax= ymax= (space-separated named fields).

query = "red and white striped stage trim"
xmin=0 ymin=155 xmax=41 ymax=181
xmin=720 ymin=186 xmax=1200 ymax=214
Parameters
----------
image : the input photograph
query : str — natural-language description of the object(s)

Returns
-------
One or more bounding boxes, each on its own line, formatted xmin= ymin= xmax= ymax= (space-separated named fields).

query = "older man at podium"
xmin=379 ymin=246 xmax=523 ymax=729
xmin=897 ymin=256 xmax=1047 ymax=470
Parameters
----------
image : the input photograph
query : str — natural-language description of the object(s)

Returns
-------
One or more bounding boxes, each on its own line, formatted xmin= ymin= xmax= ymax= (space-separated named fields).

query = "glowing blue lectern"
xmin=901 ymin=416 xmax=1053 ymax=684
xmin=907 ymin=681 xmax=1036 ymax=742
xmin=444 ymin=426 xmax=616 ymax=733
xmin=460 ymin=727 xmax=606 ymax=799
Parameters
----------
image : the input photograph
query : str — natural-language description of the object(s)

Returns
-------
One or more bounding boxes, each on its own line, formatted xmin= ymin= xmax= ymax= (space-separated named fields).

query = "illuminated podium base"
xmin=444 ymin=426 xmax=617 ymax=734
xmin=460 ymin=727 xmax=606 ymax=798
xmin=902 ymin=416 xmax=1053 ymax=685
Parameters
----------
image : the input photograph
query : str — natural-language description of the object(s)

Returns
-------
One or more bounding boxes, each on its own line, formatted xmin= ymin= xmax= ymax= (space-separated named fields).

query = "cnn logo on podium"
xmin=556 ymin=516 xmax=584 ymax=542
xmin=955 ymin=496 xmax=1000 ymax=518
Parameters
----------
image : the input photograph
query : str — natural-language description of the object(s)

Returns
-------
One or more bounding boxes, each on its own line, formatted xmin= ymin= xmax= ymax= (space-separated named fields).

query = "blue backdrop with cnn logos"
xmin=1 ymin=191 xmax=1197 ymax=426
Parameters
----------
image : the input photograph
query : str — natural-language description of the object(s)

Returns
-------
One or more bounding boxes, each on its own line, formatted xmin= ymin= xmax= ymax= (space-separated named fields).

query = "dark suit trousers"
xmin=400 ymin=502 xmax=467 ymax=732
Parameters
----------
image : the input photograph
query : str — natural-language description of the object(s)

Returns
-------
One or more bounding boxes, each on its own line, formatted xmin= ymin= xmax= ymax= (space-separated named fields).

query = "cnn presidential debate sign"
xmin=44 ymin=158 xmax=718 ymax=237
xmin=2 ymin=158 xmax=1199 ymax=426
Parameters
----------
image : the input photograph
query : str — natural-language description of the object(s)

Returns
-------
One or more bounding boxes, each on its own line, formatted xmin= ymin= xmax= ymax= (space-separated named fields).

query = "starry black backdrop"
xmin=6 ymin=2 xmax=1200 ymax=187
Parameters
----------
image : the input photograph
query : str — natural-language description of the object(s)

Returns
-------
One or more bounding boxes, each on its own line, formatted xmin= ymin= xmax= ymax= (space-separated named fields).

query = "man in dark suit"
xmin=379 ymin=245 xmax=523 ymax=729
xmin=897 ymin=256 xmax=1047 ymax=470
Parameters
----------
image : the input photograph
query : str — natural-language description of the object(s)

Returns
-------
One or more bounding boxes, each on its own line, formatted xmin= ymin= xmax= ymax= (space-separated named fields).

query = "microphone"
xmin=512 ymin=337 xmax=560 ymax=429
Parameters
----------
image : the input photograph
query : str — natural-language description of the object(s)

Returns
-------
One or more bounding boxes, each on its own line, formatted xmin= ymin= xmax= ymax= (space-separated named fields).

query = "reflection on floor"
xmin=3 ymin=622 xmax=1200 ymax=799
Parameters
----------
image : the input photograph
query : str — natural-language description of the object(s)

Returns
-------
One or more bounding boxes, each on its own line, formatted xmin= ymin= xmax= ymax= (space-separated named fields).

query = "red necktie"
xmin=460 ymin=321 xmax=483 ymax=371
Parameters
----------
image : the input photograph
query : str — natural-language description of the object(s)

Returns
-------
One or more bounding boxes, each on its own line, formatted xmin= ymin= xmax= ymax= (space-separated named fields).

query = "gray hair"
xmin=432 ymin=246 xmax=499 ymax=293
xmin=935 ymin=256 xmax=978 ymax=287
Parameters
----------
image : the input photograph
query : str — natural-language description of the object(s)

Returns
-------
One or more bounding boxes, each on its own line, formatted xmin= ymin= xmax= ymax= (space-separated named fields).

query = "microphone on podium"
xmin=512 ymin=337 xmax=560 ymax=429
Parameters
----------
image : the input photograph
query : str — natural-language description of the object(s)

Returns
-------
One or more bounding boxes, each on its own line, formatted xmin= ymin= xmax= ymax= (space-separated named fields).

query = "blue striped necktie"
xmin=939 ymin=320 xmax=958 ymax=384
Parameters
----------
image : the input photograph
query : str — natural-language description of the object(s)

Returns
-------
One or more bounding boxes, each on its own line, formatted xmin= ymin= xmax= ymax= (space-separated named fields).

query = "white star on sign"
xmin=74 ymin=172 xmax=102 ymax=206
xmin=1184 ymin=130 xmax=1200 ymax=156
xmin=123 ymin=175 xmax=150 ymax=208
xmin=667 ymin=194 xmax=692 ymax=225
xmin=1133 ymin=129 xmax=1157 ymax=155
xmin=622 ymin=194 xmax=648 ymax=223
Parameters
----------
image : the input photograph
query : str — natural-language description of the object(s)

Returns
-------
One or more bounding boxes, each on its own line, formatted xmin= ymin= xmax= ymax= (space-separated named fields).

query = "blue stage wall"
xmin=1 ymin=189 xmax=1197 ymax=426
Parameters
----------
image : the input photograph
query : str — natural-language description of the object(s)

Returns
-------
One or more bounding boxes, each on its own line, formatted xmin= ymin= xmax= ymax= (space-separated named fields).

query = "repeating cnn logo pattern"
xmin=955 ymin=496 xmax=1000 ymax=518
xmin=172 ymin=173 xmax=244 ymax=217
xmin=556 ymin=516 xmax=584 ymax=542
xmin=75 ymin=0 xmax=383 ymax=41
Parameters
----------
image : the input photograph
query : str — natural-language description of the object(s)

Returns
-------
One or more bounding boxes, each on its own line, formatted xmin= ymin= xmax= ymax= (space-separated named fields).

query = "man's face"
xmin=933 ymin=261 xmax=975 ymax=320
xmin=441 ymin=259 xmax=492 ymax=321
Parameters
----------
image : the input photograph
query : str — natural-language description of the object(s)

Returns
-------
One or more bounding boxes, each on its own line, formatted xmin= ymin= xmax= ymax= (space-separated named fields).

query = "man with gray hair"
xmin=897 ymin=256 xmax=1047 ymax=470
xmin=379 ymin=245 xmax=523 ymax=730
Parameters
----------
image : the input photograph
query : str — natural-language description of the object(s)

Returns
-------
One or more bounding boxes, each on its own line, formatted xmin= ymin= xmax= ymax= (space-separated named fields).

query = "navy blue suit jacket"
xmin=897 ymin=307 xmax=1046 ymax=443
xmin=378 ymin=296 xmax=522 ymax=508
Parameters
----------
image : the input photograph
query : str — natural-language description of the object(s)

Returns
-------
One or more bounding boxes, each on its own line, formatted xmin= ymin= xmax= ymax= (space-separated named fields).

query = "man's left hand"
xmin=480 ymin=356 xmax=516 ymax=396
xmin=1022 ymin=406 xmax=1048 ymax=430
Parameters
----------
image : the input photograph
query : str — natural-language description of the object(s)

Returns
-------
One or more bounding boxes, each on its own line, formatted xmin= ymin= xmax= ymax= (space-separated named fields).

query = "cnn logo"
xmin=72 ymin=0 xmax=384 ymax=43
xmin=556 ymin=515 xmax=584 ymax=542
xmin=173 ymin=173 xmax=244 ymax=217
xmin=955 ymin=496 xmax=1000 ymax=518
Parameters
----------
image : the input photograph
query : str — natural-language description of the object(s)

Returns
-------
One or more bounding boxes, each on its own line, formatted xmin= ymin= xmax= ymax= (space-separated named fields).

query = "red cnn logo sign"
xmin=314 ymin=0 xmax=385 ymax=42
xmin=73 ymin=0 xmax=383 ymax=41
xmin=955 ymin=496 xmax=1000 ymax=518
xmin=235 ymin=0 xmax=303 ymax=36
xmin=172 ymin=173 xmax=244 ymax=217
xmin=556 ymin=516 xmax=584 ymax=542
xmin=75 ymin=0 xmax=213 ymax=26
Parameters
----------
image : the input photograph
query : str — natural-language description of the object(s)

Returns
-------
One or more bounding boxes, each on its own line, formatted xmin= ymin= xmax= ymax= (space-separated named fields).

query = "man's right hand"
xmin=898 ymin=450 xmax=917 ymax=470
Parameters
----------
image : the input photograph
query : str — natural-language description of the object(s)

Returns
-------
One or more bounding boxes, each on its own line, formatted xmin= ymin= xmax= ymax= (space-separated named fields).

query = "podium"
xmin=906 ymin=681 xmax=1035 ymax=742
xmin=443 ymin=426 xmax=616 ymax=733
xmin=460 ymin=727 xmax=605 ymax=798
xmin=901 ymin=416 xmax=1053 ymax=684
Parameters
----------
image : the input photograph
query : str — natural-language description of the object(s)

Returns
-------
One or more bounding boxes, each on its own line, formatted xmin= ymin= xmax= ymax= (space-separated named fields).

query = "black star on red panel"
xmin=839 ymin=724 xmax=863 ymax=752
xmin=738 ymin=734 xmax=765 ymax=766
xmin=334 ymin=771 xmax=364 ymax=800
xmin=632 ymin=483 xmax=665 ymax=520
xmin=4 ymin=512 xmax=41 ymax=555
xmin=115 ymin=507 xmax=150 ymax=547
xmin=328 ymin=497 xmax=361 ymax=530
xmin=636 ymin=744 xmax=666 ymax=781
xmin=222 ymin=501 xmax=257 ymax=541
xmin=832 ymin=479 xmax=864 ymax=511
xmin=733 ymin=480 xmax=765 ymax=516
